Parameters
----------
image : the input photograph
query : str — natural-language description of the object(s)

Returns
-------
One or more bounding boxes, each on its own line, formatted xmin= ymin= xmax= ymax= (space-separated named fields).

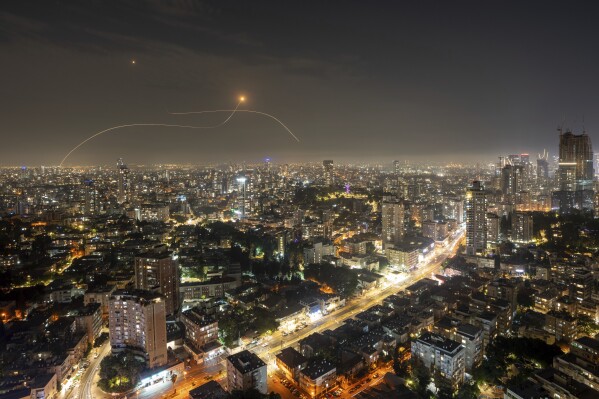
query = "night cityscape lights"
xmin=1 ymin=3 xmax=599 ymax=399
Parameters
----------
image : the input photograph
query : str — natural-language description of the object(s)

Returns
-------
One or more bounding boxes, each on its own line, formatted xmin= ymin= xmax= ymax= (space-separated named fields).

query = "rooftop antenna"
xmin=582 ymin=114 xmax=586 ymax=134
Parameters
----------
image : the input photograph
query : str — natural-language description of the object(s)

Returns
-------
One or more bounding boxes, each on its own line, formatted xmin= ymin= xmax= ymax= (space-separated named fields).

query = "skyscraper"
xmin=500 ymin=164 xmax=523 ymax=197
xmin=117 ymin=158 xmax=130 ymax=203
xmin=82 ymin=178 xmax=98 ymax=215
xmin=465 ymin=181 xmax=487 ymax=255
xmin=393 ymin=160 xmax=400 ymax=175
xmin=109 ymin=289 xmax=167 ymax=368
xmin=511 ymin=211 xmax=534 ymax=243
xmin=237 ymin=176 xmax=247 ymax=219
xmin=381 ymin=196 xmax=405 ymax=249
xmin=537 ymin=150 xmax=549 ymax=180
xmin=134 ymin=244 xmax=180 ymax=315
xmin=558 ymin=130 xmax=593 ymax=191
xmin=552 ymin=129 xmax=594 ymax=213
xmin=323 ymin=160 xmax=334 ymax=186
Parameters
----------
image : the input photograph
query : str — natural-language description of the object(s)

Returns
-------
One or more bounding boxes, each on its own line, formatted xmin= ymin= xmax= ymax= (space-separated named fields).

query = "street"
xmin=78 ymin=230 xmax=464 ymax=399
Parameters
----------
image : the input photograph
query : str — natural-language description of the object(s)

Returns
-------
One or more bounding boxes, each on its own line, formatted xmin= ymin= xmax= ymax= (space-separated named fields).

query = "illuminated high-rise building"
xmin=466 ymin=181 xmax=487 ymax=255
xmin=552 ymin=129 xmax=594 ymax=213
xmin=393 ymin=160 xmax=400 ymax=175
xmin=265 ymin=157 xmax=272 ymax=174
xmin=237 ymin=176 xmax=247 ymax=219
xmin=134 ymin=244 xmax=179 ymax=315
xmin=537 ymin=150 xmax=549 ymax=180
xmin=82 ymin=178 xmax=98 ymax=215
xmin=323 ymin=160 xmax=334 ymax=186
xmin=381 ymin=196 xmax=404 ymax=249
xmin=511 ymin=211 xmax=533 ymax=243
xmin=117 ymin=158 xmax=130 ymax=203
xmin=109 ymin=290 xmax=167 ymax=368
xmin=558 ymin=130 xmax=593 ymax=191
xmin=500 ymin=164 xmax=523 ymax=197
xmin=486 ymin=212 xmax=500 ymax=247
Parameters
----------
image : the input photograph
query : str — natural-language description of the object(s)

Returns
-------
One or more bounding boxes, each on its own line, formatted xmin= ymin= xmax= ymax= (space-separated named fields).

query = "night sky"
xmin=2 ymin=1 xmax=599 ymax=166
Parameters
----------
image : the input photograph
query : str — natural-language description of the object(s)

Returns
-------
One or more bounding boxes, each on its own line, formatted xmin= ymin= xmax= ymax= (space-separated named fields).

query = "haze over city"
xmin=2 ymin=3 xmax=599 ymax=399
xmin=3 ymin=1 xmax=599 ymax=165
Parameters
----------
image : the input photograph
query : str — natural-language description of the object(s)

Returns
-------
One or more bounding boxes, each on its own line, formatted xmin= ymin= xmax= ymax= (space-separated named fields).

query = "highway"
xmin=80 ymin=230 xmax=464 ymax=399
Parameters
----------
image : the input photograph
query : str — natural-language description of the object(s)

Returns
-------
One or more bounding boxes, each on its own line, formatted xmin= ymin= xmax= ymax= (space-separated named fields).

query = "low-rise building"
xmin=275 ymin=347 xmax=308 ymax=383
xmin=226 ymin=350 xmax=267 ymax=394
xmin=181 ymin=307 xmax=218 ymax=363
xmin=544 ymin=310 xmax=577 ymax=342
xmin=299 ymin=333 xmax=331 ymax=359
xmin=411 ymin=332 xmax=465 ymax=391
xmin=188 ymin=380 xmax=229 ymax=399
xmin=84 ymin=285 xmax=115 ymax=322
xmin=553 ymin=337 xmax=599 ymax=391
xmin=73 ymin=303 xmax=102 ymax=345
xmin=455 ymin=323 xmax=483 ymax=372
xmin=29 ymin=374 xmax=58 ymax=399
xmin=180 ymin=277 xmax=240 ymax=300
xmin=298 ymin=359 xmax=336 ymax=398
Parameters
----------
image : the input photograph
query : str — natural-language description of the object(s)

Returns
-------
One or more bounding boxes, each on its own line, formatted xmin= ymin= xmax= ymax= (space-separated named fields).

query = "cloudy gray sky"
xmin=1 ymin=1 xmax=599 ymax=166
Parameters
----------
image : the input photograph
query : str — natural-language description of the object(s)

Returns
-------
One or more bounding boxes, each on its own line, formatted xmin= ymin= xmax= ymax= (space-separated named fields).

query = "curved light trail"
xmin=59 ymin=100 xmax=299 ymax=167
xmin=60 ymin=101 xmax=242 ymax=167
xmin=169 ymin=109 xmax=300 ymax=143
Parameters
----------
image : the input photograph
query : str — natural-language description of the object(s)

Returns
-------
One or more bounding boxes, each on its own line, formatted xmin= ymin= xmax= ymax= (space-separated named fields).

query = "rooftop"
xmin=301 ymin=359 xmax=336 ymax=380
xmin=182 ymin=308 xmax=216 ymax=327
xmin=227 ymin=350 xmax=265 ymax=374
xmin=457 ymin=323 xmax=482 ymax=339
xmin=73 ymin=302 xmax=101 ymax=316
xmin=85 ymin=284 xmax=115 ymax=294
xmin=416 ymin=332 xmax=462 ymax=354
xmin=110 ymin=289 xmax=164 ymax=303
xmin=276 ymin=347 xmax=308 ymax=369
xmin=188 ymin=381 xmax=229 ymax=399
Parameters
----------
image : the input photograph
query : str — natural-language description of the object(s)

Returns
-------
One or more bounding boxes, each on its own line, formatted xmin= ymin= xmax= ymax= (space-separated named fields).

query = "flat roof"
xmin=276 ymin=347 xmax=307 ymax=369
xmin=416 ymin=332 xmax=462 ymax=354
xmin=227 ymin=350 xmax=265 ymax=374
xmin=189 ymin=381 xmax=229 ymax=399
xmin=301 ymin=359 xmax=335 ymax=380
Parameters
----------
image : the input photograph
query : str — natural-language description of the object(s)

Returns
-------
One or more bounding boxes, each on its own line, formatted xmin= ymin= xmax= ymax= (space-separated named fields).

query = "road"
xmin=83 ymin=342 xmax=111 ymax=399
xmin=136 ymin=360 xmax=227 ymax=399
xmin=259 ymin=229 xmax=465 ymax=398
xmin=81 ymin=230 xmax=464 ymax=399
xmin=256 ymin=229 xmax=464 ymax=362
xmin=62 ymin=341 xmax=110 ymax=399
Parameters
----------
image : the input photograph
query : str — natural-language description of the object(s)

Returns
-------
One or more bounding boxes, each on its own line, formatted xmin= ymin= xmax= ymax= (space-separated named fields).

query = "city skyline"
xmin=2 ymin=3 xmax=599 ymax=399
xmin=2 ymin=1 xmax=599 ymax=165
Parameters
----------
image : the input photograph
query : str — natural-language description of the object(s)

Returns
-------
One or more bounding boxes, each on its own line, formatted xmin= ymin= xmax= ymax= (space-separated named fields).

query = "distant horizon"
xmin=0 ymin=152 xmax=562 ymax=170
xmin=3 ymin=1 xmax=599 ymax=165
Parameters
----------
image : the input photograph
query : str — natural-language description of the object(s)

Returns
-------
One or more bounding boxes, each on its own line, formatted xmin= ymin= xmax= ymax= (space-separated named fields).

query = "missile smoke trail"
xmin=59 ymin=99 xmax=299 ymax=167
xmin=168 ymin=109 xmax=300 ymax=143
xmin=59 ymin=101 xmax=243 ymax=167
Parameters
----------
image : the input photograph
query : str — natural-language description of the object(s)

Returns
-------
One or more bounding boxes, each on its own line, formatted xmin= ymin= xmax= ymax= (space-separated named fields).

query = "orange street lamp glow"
xmin=239 ymin=96 xmax=245 ymax=102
